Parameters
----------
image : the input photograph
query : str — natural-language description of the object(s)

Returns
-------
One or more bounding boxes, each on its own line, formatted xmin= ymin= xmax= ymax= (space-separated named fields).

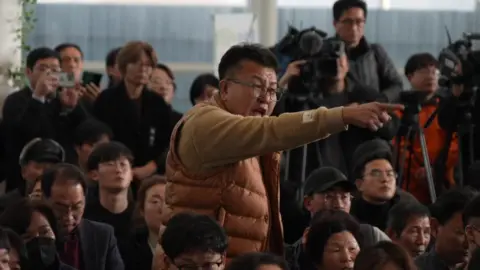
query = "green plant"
xmin=8 ymin=0 xmax=37 ymax=87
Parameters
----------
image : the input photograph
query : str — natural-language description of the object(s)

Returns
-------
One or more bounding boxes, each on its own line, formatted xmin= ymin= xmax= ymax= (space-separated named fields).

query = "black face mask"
xmin=25 ymin=237 xmax=57 ymax=269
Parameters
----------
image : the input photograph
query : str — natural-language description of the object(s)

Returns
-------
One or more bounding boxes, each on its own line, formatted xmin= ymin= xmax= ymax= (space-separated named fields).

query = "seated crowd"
xmin=0 ymin=2 xmax=478 ymax=270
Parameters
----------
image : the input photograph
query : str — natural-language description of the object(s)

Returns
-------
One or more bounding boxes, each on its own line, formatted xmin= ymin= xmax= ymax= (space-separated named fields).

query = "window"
xmin=38 ymin=0 xmax=247 ymax=6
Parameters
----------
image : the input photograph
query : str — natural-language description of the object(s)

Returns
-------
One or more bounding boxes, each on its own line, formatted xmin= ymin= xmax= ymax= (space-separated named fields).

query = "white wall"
xmin=0 ymin=0 xmax=22 ymax=114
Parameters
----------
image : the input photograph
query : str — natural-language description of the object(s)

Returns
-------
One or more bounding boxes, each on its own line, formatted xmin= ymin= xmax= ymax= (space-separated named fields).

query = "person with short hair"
xmin=84 ymin=141 xmax=135 ymax=242
xmin=305 ymin=210 xmax=361 ymax=270
xmin=94 ymin=41 xmax=173 ymax=186
xmin=189 ymin=73 xmax=220 ymax=105
xmin=226 ymin=252 xmax=288 ymax=270
xmin=159 ymin=43 xmax=403 ymax=261
xmin=350 ymin=139 xmax=418 ymax=231
xmin=354 ymin=241 xmax=417 ymax=270
xmin=160 ymin=212 xmax=228 ymax=269
xmin=2 ymin=47 xmax=88 ymax=194
xmin=415 ymin=187 xmax=476 ymax=270
xmin=394 ymin=52 xmax=459 ymax=204
xmin=41 ymin=163 xmax=124 ymax=270
xmin=386 ymin=202 xmax=431 ymax=258
xmin=73 ymin=119 xmax=112 ymax=172
xmin=332 ymin=0 xmax=403 ymax=102
xmin=0 ymin=138 xmax=65 ymax=212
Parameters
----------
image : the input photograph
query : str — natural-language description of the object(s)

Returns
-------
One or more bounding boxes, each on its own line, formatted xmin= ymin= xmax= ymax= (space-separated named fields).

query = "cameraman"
xmin=279 ymin=43 xmax=399 ymax=180
xmin=332 ymin=0 xmax=403 ymax=102
xmin=394 ymin=53 xmax=459 ymax=204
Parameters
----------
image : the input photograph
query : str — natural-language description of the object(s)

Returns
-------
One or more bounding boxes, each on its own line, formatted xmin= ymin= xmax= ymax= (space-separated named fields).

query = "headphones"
xmin=18 ymin=138 xmax=66 ymax=166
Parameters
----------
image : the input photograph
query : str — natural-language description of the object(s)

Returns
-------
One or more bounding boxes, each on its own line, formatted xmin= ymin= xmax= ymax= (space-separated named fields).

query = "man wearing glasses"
xmin=157 ymin=43 xmax=403 ymax=263
xmin=333 ymin=0 xmax=403 ymax=103
xmin=350 ymin=139 xmax=418 ymax=231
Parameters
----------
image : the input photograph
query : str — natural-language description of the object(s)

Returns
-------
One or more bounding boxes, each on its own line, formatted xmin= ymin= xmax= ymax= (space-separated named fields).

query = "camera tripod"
xmin=394 ymin=105 xmax=437 ymax=203
xmin=282 ymin=93 xmax=325 ymax=203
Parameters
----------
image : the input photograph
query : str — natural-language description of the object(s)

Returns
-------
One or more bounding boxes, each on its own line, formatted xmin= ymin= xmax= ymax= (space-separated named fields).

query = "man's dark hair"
xmin=387 ymin=202 xmax=430 ymax=236
xmin=333 ymin=0 xmax=368 ymax=22
xmin=54 ymin=43 xmax=84 ymax=59
xmin=430 ymin=187 xmax=477 ymax=225
xmin=189 ymin=73 xmax=219 ymax=105
xmin=106 ymin=47 xmax=122 ymax=68
xmin=306 ymin=210 xmax=361 ymax=265
xmin=40 ymin=163 xmax=87 ymax=198
xmin=86 ymin=141 xmax=133 ymax=172
xmin=226 ymin=252 xmax=288 ymax=270
xmin=462 ymin=194 xmax=480 ymax=225
xmin=404 ymin=53 xmax=438 ymax=77
xmin=26 ymin=47 xmax=60 ymax=70
xmin=73 ymin=119 xmax=113 ymax=147
xmin=354 ymin=241 xmax=416 ymax=270
xmin=217 ymin=43 xmax=278 ymax=80
xmin=161 ymin=212 xmax=228 ymax=261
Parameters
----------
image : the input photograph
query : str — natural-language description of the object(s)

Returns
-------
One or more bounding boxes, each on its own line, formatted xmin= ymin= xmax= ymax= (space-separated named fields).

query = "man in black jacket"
xmin=332 ymin=0 xmax=403 ymax=103
xmin=2 ymin=47 xmax=88 ymax=193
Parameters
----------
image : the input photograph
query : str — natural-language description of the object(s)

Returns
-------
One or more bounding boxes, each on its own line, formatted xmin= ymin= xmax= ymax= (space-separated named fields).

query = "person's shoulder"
xmin=5 ymin=87 xmax=31 ymax=102
xmin=59 ymin=262 xmax=77 ymax=270
xmin=82 ymin=218 xmax=115 ymax=234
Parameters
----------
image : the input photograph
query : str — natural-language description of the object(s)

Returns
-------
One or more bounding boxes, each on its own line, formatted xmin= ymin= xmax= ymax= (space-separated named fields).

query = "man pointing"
xmin=155 ymin=43 xmax=402 ymax=267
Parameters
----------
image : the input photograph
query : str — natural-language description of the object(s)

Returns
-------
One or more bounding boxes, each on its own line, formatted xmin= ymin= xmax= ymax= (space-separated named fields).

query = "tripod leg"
xmin=397 ymin=128 xmax=412 ymax=188
xmin=296 ymin=144 xmax=309 ymax=203
xmin=418 ymin=128 xmax=437 ymax=202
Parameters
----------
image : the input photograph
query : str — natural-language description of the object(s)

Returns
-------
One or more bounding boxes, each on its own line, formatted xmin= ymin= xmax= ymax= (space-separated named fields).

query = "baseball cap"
xmin=19 ymin=138 xmax=65 ymax=165
xmin=303 ymin=167 xmax=356 ymax=196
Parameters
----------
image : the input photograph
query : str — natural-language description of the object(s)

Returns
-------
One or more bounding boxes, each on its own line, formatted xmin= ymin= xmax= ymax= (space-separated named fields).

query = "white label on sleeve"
xmin=302 ymin=110 xmax=315 ymax=123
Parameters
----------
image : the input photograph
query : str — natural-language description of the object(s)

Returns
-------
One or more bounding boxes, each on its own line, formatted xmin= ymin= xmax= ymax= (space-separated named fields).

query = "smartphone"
xmin=82 ymin=71 xmax=103 ymax=86
xmin=58 ymin=72 xmax=76 ymax=88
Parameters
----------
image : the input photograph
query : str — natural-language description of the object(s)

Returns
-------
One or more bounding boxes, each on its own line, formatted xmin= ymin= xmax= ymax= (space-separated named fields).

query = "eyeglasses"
xmin=363 ymin=169 xmax=397 ymax=179
xmin=175 ymin=261 xmax=223 ymax=270
xmin=340 ymin=18 xmax=365 ymax=26
xmin=226 ymin=78 xmax=285 ymax=102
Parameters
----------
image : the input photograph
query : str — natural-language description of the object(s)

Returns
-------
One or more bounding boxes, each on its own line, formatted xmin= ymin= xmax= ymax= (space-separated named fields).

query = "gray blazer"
xmin=78 ymin=219 xmax=125 ymax=270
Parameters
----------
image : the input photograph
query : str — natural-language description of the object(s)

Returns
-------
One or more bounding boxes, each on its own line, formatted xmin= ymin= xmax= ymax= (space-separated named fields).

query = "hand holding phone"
xmin=33 ymin=70 xmax=59 ymax=98
xmin=58 ymin=72 xmax=76 ymax=88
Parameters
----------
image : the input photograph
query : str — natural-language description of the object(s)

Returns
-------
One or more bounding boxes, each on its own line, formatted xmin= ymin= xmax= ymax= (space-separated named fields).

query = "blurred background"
xmin=31 ymin=0 xmax=480 ymax=112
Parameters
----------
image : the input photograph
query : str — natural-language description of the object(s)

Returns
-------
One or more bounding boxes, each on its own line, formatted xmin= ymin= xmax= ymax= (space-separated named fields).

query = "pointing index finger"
xmin=377 ymin=103 xmax=404 ymax=112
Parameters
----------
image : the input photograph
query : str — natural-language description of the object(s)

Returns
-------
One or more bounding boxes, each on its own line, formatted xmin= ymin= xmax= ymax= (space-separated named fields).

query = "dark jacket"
xmin=282 ymin=81 xmax=400 ymax=182
xmin=74 ymin=219 xmax=125 ymax=270
xmin=93 ymin=83 xmax=173 ymax=172
xmin=350 ymin=189 xmax=418 ymax=231
xmin=0 ymin=189 xmax=22 ymax=213
xmin=118 ymin=228 xmax=153 ymax=270
xmin=2 ymin=87 xmax=88 ymax=193
xmin=345 ymin=37 xmax=403 ymax=103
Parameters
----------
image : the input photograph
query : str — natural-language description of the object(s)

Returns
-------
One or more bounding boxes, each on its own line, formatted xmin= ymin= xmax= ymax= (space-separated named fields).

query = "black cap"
xmin=303 ymin=167 xmax=356 ymax=196
xmin=19 ymin=138 xmax=65 ymax=165
xmin=352 ymin=139 xmax=392 ymax=180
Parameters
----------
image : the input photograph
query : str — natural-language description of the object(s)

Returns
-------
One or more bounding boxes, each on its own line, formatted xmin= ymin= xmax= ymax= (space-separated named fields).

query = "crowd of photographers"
xmin=0 ymin=0 xmax=478 ymax=269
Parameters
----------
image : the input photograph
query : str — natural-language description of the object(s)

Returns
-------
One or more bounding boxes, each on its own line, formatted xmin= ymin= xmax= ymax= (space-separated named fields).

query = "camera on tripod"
xmin=438 ymin=31 xmax=480 ymax=101
xmin=399 ymin=91 xmax=431 ymax=126
xmin=275 ymin=26 xmax=345 ymax=96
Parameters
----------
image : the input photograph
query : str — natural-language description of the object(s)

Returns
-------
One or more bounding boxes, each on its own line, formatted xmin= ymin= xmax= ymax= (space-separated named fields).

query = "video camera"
xmin=275 ymin=26 xmax=345 ymax=96
xmin=438 ymin=31 xmax=480 ymax=91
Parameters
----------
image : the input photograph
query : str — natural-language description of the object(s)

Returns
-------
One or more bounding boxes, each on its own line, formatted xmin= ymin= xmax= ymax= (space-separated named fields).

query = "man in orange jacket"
xmin=394 ymin=53 xmax=459 ymax=204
